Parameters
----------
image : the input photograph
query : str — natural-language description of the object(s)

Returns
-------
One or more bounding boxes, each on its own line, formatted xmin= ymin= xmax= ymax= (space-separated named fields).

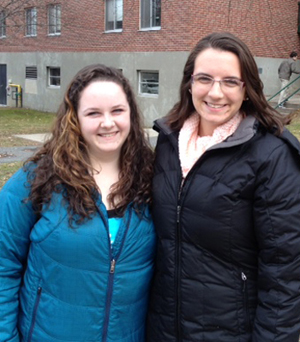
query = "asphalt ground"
xmin=0 ymin=146 xmax=40 ymax=164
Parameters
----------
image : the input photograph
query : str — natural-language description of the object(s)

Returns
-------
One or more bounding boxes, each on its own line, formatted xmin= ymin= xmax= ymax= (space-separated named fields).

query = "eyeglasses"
xmin=191 ymin=74 xmax=245 ymax=91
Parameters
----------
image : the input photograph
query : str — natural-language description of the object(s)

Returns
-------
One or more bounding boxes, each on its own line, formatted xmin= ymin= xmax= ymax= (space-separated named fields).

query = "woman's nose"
xmin=208 ymin=80 xmax=224 ymax=97
xmin=101 ymin=114 xmax=115 ymax=128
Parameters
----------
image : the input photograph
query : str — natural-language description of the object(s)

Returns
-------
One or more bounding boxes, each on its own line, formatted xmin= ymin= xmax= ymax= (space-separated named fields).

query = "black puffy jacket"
xmin=147 ymin=115 xmax=300 ymax=342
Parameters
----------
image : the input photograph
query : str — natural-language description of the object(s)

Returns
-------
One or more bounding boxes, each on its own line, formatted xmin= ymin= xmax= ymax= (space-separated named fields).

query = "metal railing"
xmin=267 ymin=75 xmax=300 ymax=109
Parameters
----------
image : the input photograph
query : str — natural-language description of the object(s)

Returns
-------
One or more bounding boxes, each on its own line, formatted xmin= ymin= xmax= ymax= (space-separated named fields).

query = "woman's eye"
xmin=113 ymin=108 xmax=123 ymax=114
xmin=223 ymin=79 xmax=239 ymax=87
xmin=87 ymin=112 xmax=99 ymax=116
xmin=197 ymin=76 xmax=212 ymax=84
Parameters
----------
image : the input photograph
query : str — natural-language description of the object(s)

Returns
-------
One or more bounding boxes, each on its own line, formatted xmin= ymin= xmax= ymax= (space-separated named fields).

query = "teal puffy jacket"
xmin=0 ymin=168 xmax=156 ymax=342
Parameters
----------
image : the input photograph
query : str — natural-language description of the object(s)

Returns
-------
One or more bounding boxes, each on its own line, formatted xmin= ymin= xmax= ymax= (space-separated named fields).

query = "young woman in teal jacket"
xmin=0 ymin=64 xmax=156 ymax=342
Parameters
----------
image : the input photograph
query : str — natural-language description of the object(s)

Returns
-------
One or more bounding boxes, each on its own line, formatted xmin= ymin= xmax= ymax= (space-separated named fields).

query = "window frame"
xmin=138 ymin=70 xmax=159 ymax=96
xmin=0 ymin=10 xmax=6 ymax=38
xmin=298 ymin=1 xmax=300 ymax=34
xmin=48 ymin=4 xmax=61 ymax=36
xmin=105 ymin=0 xmax=123 ymax=32
xmin=25 ymin=7 xmax=37 ymax=37
xmin=140 ymin=0 xmax=161 ymax=30
xmin=47 ymin=67 xmax=61 ymax=88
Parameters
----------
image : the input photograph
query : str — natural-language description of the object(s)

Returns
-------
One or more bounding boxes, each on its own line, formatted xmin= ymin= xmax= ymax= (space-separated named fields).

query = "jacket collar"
xmin=153 ymin=114 xmax=300 ymax=156
xmin=211 ymin=115 xmax=257 ymax=150
xmin=153 ymin=115 xmax=257 ymax=150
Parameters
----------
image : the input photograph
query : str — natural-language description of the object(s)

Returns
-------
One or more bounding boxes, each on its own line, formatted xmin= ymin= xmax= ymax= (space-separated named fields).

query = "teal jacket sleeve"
xmin=0 ymin=168 xmax=37 ymax=342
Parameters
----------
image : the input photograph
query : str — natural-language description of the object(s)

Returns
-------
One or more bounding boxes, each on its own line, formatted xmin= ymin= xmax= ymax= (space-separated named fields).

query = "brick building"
xmin=0 ymin=0 xmax=300 ymax=125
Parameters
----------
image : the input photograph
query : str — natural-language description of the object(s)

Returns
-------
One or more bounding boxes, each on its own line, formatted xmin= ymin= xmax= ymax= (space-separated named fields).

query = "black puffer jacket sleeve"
xmin=252 ymin=135 xmax=300 ymax=342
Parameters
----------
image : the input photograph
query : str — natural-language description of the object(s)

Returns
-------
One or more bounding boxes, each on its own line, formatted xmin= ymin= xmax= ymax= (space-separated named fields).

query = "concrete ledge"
xmin=14 ymin=133 xmax=51 ymax=143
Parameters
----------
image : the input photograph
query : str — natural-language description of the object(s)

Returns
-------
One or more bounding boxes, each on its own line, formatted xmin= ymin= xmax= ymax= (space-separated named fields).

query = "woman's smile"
xmin=98 ymin=131 xmax=119 ymax=138
xmin=205 ymin=102 xmax=227 ymax=109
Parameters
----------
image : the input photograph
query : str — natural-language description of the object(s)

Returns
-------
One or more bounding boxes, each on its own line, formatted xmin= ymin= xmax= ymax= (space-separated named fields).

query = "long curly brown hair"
xmin=24 ymin=64 xmax=154 ymax=223
xmin=167 ymin=32 xmax=291 ymax=134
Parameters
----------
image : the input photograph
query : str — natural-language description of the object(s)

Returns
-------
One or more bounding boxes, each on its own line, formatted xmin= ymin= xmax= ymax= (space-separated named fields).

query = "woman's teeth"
xmin=100 ymin=132 xmax=116 ymax=137
xmin=207 ymin=103 xmax=224 ymax=109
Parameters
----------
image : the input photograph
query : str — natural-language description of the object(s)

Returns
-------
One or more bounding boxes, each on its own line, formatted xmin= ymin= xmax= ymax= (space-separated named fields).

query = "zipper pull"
xmin=241 ymin=272 xmax=247 ymax=292
xmin=177 ymin=205 xmax=181 ymax=223
xmin=178 ymin=178 xmax=185 ymax=200
xmin=110 ymin=259 xmax=116 ymax=273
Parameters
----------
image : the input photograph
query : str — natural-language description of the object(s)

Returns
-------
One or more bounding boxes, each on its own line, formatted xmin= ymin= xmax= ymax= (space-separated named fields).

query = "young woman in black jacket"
xmin=147 ymin=32 xmax=300 ymax=342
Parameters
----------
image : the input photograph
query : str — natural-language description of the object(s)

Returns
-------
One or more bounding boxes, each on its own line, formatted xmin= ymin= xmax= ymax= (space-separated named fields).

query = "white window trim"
xmin=25 ymin=7 xmax=37 ymax=37
xmin=0 ymin=11 xmax=6 ymax=38
xmin=47 ymin=67 xmax=61 ymax=88
xmin=138 ymin=70 xmax=159 ymax=97
xmin=139 ymin=26 xmax=161 ymax=32
xmin=48 ymin=4 xmax=61 ymax=36
xmin=140 ymin=0 xmax=161 ymax=30
xmin=104 ymin=28 xmax=123 ymax=33
xmin=105 ymin=0 xmax=123 ymax=32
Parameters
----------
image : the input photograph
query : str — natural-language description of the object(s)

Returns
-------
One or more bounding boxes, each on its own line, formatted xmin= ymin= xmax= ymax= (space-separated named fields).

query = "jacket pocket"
xmin=241 ymin=272 xmax=251 ymax=332
xmin=28 ymin=286 xmax=42 ymax=342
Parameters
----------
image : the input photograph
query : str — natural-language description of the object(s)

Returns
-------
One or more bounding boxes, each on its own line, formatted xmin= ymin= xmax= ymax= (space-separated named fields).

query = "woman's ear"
xmin=189 ymin=89 xmax=192 ymax=94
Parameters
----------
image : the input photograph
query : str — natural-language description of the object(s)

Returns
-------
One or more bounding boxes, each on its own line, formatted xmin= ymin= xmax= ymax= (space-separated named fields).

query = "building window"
xmin=105 ymin=0 xmax=123 ymax=31
xmin=298 ymin=1 xmax=300 ymax=34
xmin=26 ymin=66 xmax=37 ymax=79
xmin=138 ymin=71 xmax=159 ymax=95
xmin=48 ymin=4 xmax=61 ymax=35
xmin=47 ymin=67 xmax=60 ymax=87
xmin=0 ymin=11 xmax=6 ymax=38
xmin=25 ymin=7 xmax=37 ymax=36
xmin=140 ymin=0 xmax=161 ymax=29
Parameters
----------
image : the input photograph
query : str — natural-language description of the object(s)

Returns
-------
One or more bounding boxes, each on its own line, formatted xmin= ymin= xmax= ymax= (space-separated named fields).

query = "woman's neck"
xmin=89 ymin=154 xmax=121 ymax=210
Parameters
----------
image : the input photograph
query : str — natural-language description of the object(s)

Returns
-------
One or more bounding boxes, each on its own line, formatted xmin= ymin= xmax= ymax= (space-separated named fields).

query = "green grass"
xmin=0 ymin=162 xmax=22 ymax=189
xmin=0 ymin=107 xmax=55 ymax=147
xmin=0 ymin=107 xmax=55 ymax=189
xmin=287 ymin=110 xmax=300 ymax=139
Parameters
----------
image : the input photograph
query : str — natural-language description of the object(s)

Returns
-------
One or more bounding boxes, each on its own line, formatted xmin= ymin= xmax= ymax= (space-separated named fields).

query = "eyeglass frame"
xmin=191 ymin=73 xmax=245 ymax=91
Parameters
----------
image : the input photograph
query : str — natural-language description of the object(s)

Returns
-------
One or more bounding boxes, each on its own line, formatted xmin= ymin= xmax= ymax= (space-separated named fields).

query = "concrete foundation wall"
xmin=1 ymin=51 xmax=300 ymax=126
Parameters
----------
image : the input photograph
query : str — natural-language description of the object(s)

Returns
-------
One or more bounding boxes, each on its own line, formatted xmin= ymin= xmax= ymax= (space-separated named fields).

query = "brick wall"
xmin=1 ymin=0 xmax=300 ymax=58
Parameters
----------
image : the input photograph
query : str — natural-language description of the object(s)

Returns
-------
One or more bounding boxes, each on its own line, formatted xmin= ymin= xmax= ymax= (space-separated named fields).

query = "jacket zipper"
xmin=101 ymin=208 xmax=132 ymax=342
xmin=175 ymin=178 xmax=185 ymax=340
xmin=175 ymin=151 xmax=219 ymax=340
xmin=241 ymin=272 xmax=251 ymax=331
xmin=28 ymin=286 xmax=42 ymax=342
xmin=102 ymin=258 xmax=116 ymax=341
xmin=175 ymin=162 xmax=210 ymax=340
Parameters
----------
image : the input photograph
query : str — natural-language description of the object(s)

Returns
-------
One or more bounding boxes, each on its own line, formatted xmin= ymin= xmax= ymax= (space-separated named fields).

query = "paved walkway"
xmin=0 ymin=129 xmax=158 ymax=164
xmin=0 ymin=146 xmax=40 ymax=164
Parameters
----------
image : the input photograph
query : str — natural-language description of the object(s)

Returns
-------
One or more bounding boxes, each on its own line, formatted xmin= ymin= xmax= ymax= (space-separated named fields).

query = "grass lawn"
xmin=0 ymin=107 xmax=55 ymax=147
xmin=287 ymin=110 xmax=300 ymax=139
xmin=0 ymin=107 xmax=55 ymax=189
